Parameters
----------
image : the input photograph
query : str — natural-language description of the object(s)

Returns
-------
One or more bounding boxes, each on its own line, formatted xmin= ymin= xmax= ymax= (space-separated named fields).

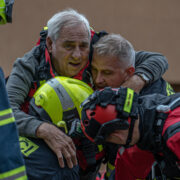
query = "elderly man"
xmin=7 ymin=7 xmax=90 ymax=168
xmin=7 ymin=8 xmax=169 ymax=179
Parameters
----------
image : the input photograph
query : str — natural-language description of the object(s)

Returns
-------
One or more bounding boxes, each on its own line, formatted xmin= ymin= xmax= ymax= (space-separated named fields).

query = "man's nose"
xmin=72 ymin=47 xmax=81 ymax=59
xmin=95 ymin=73 xmax=104 ymax=84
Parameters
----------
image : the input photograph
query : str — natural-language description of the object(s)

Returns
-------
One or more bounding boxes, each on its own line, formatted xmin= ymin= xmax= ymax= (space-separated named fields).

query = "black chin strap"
xmin=124 ymin=118 xmax=136 ymax=147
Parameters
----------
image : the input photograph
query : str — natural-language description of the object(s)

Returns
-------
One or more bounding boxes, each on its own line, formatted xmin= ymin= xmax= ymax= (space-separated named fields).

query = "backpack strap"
xmin=89 ymin=30 xmax=108 ymax=63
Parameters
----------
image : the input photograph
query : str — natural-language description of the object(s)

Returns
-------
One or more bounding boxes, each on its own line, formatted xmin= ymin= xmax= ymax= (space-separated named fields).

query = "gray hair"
xmin=93 ymin=34 xmax=135 ymax=67
xmin=47 ymin=8 xmax=91 ymax=42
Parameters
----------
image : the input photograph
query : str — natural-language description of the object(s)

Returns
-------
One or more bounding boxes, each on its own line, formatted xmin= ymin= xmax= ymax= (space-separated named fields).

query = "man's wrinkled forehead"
xmin=60 ymin=22 xmax=90 ymax=39
xmin=92 ymin=52 xmax=122 ymax=67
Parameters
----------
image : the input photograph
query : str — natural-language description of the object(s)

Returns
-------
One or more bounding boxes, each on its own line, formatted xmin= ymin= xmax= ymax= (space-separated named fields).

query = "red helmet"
xmin=81 ymin=87 xmax=138 ymax=145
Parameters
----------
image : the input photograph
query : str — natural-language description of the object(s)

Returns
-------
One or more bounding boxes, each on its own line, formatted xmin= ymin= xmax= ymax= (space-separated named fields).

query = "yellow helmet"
xmin=30 ymin=76 xmax=93 ymax=133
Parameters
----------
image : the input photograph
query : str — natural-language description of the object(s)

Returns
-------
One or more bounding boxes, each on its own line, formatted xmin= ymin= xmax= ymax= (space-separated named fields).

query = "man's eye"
xmin=103 ymin=71 xmax=111 ymax=75
xmin=91 ymin=67 xmax=97 ymax=73
xmin=64 ymin=44 xmax=74 ymax=50
xmin=80 ymin=43 xmax=88 ymax=49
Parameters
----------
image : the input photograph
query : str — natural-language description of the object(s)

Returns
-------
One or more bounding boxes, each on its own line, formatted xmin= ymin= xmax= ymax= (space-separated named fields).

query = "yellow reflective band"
xmin=15 ymin=175 xmax=28 ymax=180
xmin=57 ymin=120 xmax=68 ymax=134
xmin=39 ymin=80 xmax=46 ymax=86
xmin=0 ymin=166 xmax=26 ymax=179
xmin=98 ymin=145 xmax=103 ymax=152
xmin=19 ymin=137 xmax=39 ymax=157
xmin=0 ymin=108 xmax=15 ymax=126
xmin=123 ymin=88 xmax=134 ymax=113
xmin=106 ymin=171 xmax=111 ymax=178
xmin=105 ymin=162 xmax=115 ymax=177
xmin=0 ymin=117 xmax=15 ymax=126
xmin=43 ymin=26 xmax=48 ymax=30
xmin=0 ymin=108 xmax=13 ymax=116
xmin=166 ymin=82 xmax=175 ymax=96
xmin=107 ymin=162 xmax=115 ymax=170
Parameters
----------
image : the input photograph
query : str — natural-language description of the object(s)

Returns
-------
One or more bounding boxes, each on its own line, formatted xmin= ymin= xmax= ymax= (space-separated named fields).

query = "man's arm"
xmin=6 ymin=47 xmax=43 ymax=137
xmin=6 ymin=47 xmax=77 ymax=168
xmin=122 ymin=51 xmax=168 ymax=93
xmin=134 ymin=51 xmax=168 ymax=82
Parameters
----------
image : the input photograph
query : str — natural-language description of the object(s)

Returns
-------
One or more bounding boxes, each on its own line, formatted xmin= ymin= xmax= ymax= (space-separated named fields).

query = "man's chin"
xmin=106 ymin=135 xmax=120 ymax=145
xmin=94 ymin=86 xmax=105 ymax=90
xmin=69 ymin=70 xmax=82 ymax=77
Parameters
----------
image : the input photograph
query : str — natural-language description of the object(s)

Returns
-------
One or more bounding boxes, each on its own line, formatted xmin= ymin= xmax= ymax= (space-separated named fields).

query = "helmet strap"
xmin=124 ymin=117 xmax=136 ymax=147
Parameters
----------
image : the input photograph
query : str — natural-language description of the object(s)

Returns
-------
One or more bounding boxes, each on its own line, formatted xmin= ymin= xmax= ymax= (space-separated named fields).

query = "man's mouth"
xmin=95 ymin=85 xmax=105 ymax=90
xmin=69 ymin=62 xmax=81 ymax=67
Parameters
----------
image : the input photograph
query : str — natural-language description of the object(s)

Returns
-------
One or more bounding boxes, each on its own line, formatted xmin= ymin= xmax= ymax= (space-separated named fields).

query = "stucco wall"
xmin=1 ymin=0 xmax=180 ymax=84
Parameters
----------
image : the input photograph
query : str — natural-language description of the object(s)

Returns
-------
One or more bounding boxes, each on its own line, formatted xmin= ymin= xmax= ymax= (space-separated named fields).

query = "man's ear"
xmin=46 ymin=36 xmax=53 ymax=53
xmin=126 ymin=66 xmax=135 ymax=77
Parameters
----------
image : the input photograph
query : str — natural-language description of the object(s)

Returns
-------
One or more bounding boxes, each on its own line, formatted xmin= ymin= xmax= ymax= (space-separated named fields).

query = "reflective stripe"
xmin=19 ymin=137 xmax=39 ymax=157
xmin=0 ymin=108 xmax=13 ymax=116
xmin=107 ymin=161 xmax=115 ymax=170
xmin=168 ymin=97 xmax=180 ymax=109
xmin=47 ymin=78 xmax=75 ymax=111
xmin=57 ymin=120 xmax=68 ymax=134
xmin=39 ymin=80 xmax=46 ymax=86
xmin=0 ymin=0 xmax=7 ymax=24
xmin=0 ymin=108 xmax=14 ymax=126
xmin=106 ymin=171 xmax=111 ymax=178
xmin=105 ymin=162 xmax=115 ymax=177
xmin=15 ymin=175 xmax=28 ymax=180
xmin=123 ymin=88 xmax=134 ymax=113
xmin=0 ymin=166 xmax=27 ymax=180
xmin=0 ymin=112 xmax=13 ymax=121
xmin=166 ymin=82 xmax=175 ymax=96
xmin=97 ymin=145 xmax=103 ymax=152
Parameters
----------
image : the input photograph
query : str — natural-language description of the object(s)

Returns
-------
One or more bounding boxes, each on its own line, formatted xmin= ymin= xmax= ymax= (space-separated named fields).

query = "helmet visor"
xmin=81 ymin=116 xmax=129 ymax=144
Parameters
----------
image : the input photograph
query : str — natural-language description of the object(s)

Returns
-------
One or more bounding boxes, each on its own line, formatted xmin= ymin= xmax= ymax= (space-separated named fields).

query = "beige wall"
xmin=1 ymin=0 xmax=180 ymax=84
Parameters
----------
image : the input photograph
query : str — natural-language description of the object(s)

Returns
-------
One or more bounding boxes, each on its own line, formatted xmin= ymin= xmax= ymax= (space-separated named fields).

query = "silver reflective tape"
xmin=0 ymin=113 xmax=13 ymax=121
xmin=169 ymin=97 xmax=180 ymax=108
xmin=0 ymin=170 xmax=26 ymax=180
xmin=47 ymin=78 xmax=74 ymax=110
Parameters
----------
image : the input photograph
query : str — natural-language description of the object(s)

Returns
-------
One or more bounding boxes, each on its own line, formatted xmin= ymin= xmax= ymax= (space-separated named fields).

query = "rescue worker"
xmin=0 ymin=0 xmax=13 ymax=24
xmin=0 ymin=68 xmax=27 ymax=180
xmin=6 ymin=8 xmax=169 ymax=179
xmin=21 ymin=76 xmax=95 ymax=179
xmin=81 ymin=87 xmax=180 ymax=179
xmin=88 ymin=33 xmax=174 ymax=179
xmin=0 ymin=0 xmax=27 ymax=179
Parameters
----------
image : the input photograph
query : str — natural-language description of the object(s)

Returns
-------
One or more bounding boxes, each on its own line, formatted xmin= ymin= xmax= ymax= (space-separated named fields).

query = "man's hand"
xmin=36 ymin=122 xmax=77 ymax=168
xmin=121 ymin=74 xmax=146 ymax=93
